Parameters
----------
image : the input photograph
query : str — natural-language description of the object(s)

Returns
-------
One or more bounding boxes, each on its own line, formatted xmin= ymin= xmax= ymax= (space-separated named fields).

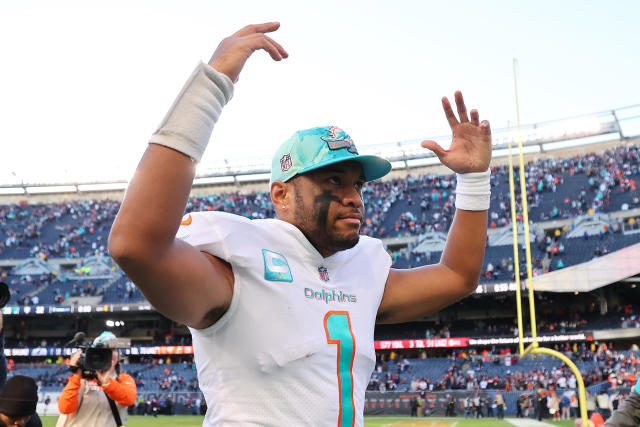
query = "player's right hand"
xmin=208 ymin=22 xmax=288 ymax=83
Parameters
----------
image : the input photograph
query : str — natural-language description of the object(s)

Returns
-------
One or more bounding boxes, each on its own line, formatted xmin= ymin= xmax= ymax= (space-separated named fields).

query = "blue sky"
xmin=1 ymin=1 xmax=638 ymax=184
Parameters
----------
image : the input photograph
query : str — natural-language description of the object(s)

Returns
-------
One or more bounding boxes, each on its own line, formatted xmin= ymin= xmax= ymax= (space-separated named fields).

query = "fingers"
xmin=210 ymin=23 xmax=288 ymax=83
xmin=245 ymin=33 xmax=289 ymax=60
xmin=234 ymin=22 xmax=281 ymax=37
xmin=470 ymin=109 xmax=479 ymax=126
xmin=441 ymin=97 xmax=459 ymax=129
xmin=265 ymin=35 xmax=288 ymax=59
xmin=421 ymin=140 xmax=447 ymax=159
xmin=480 ymin=120 xmax=491 ymax=135
xmin=443 ymin=92 xmax=483 ymax=129
xmin=455 ymin=91 xmax=469 ymax=123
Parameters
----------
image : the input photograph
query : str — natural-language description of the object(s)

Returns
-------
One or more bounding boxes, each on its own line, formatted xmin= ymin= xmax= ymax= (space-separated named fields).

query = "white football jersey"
xmin=177 ymin=211 xmax=391 ymax=426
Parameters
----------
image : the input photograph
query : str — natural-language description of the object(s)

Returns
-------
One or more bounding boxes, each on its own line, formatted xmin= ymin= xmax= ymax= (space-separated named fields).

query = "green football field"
xmin=40 ymin=415 xmax=577 ymax=426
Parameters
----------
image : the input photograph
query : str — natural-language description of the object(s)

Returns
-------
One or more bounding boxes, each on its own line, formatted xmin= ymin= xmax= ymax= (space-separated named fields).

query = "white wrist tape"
xmin=149 ymin=62 xmax=234 ymax=162
xmin=455 ymin=169 xmax=491 ymax=211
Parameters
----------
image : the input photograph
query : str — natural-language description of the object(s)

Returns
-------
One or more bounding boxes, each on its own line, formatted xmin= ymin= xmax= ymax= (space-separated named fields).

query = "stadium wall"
xmin=363 ymin=387 xmax=608 ymax=416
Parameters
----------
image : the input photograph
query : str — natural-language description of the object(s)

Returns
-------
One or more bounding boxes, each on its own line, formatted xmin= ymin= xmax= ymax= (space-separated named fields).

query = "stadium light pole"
xmin=511 ymin=58 xmax=589 ymax=426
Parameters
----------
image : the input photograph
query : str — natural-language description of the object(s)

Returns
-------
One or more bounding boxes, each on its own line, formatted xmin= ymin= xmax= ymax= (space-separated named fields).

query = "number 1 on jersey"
xmin=324 ymin=311 xmax=355 ymax=427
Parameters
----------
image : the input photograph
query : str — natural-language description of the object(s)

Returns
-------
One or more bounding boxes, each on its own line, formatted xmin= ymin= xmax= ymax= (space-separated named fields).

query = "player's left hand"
xmin=421 ymin=91 xmax=492 ymax=174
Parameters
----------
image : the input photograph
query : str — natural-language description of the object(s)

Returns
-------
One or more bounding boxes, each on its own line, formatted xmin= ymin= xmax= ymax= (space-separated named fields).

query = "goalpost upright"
xmin=509 ymin=58 xmax=589 ymax=425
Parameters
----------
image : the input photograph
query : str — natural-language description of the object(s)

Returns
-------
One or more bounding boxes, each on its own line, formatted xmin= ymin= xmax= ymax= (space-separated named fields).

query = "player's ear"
xmin=270 ymin=180 xmax=288 ymax=209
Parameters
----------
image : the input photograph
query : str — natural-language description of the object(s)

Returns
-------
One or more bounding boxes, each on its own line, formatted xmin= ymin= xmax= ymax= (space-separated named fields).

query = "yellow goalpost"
xmin=509 ymin=58 xmax=589 ymax=425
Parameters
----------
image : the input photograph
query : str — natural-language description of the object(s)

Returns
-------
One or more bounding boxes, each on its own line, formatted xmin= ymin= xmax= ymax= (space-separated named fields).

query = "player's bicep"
xmin=376 ymin=265 xmax=471 ymax=324
xmin=124 ymin=238 xmax=234 ymax=329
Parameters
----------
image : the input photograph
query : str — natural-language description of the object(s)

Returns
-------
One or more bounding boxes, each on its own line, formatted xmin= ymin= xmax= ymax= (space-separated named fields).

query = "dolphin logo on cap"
xmin=321 ymin=126 xmax=358 ymax=154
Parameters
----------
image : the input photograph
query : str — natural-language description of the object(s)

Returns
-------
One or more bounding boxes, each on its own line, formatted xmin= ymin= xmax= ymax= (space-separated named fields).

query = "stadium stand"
xmin=367 ymin=347 xmax=637 ymax=393
xmin=1 ymin=140 xmax=639 ymax=418
xmin=1 ymin=147 xmax=638 ymax=284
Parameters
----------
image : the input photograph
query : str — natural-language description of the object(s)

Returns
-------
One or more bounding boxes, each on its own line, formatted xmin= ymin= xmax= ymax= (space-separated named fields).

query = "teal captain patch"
xmin=262 ymin=249 xmax=293 ymax=282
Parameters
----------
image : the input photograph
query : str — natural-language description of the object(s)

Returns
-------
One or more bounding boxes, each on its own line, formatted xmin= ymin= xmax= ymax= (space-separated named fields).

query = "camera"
xmin=67 ymin=332 xmax=131 ymax=379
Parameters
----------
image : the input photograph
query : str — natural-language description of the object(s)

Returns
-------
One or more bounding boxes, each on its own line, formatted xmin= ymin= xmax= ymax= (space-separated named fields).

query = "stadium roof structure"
xmin=1 ymin=104 xmax=639 ymax=193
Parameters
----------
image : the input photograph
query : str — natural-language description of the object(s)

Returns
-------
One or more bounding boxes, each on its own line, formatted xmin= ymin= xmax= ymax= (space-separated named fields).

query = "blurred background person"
xmin=0 ymin=283 xmax=41 ymax=427
xmin=0 ymin=375 xmax=40 ymax=427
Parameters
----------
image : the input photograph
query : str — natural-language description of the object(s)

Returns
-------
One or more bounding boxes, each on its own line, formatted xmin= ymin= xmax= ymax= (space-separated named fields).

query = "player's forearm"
xmin=439 ymin=208 xmax=487 ymax=290
xmin=376 ymin=208 xmax=487 ymax=324
xmin=109 ymin=145 xmax=195 ymax=262
xmin=110 ymin=62 xmax=232 ymax=263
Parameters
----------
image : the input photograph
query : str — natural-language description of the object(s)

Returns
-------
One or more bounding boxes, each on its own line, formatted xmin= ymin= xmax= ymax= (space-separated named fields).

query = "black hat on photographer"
xmin=0 ymin=375 xmax=38 ymax=417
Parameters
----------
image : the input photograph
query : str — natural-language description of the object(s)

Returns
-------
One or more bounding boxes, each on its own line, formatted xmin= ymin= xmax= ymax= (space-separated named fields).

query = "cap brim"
xmin=297 ymin=154 xmax=391 ymax=182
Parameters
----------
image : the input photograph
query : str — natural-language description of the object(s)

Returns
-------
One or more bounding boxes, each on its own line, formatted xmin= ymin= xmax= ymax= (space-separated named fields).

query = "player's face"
xmin=0 ymin=413 xmax=31 ymax=427
xmin=291 ymin=161 xmax=365 ymax=257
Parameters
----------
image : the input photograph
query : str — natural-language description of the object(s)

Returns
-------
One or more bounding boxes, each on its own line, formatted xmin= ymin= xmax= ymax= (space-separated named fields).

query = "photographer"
xmin=57 ymin=332 xmax=136 ymax=427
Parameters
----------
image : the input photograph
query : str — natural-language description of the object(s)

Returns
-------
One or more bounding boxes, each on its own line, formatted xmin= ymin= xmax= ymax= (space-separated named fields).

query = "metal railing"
xmin=1 ymin=104 xmax=638 ymax=193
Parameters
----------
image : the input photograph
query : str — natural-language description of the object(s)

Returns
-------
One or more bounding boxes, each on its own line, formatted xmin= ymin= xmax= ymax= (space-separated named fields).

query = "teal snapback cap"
xmin=92 ymin=331 xmax=117 ymax=347
xmin=270 ymin=126 xmax=392 ymax=185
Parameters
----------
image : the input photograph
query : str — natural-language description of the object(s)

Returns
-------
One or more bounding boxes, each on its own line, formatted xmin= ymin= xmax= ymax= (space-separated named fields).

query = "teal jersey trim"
xmin=325 ymin=311 xmax=355 ymax=427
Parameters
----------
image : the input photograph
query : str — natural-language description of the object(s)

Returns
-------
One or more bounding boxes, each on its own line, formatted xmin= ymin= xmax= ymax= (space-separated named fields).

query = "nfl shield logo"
xmin=318 ymin=266 xmax=329 ymax=282
xmin=280 ymin=153 xmax=292 ymax=172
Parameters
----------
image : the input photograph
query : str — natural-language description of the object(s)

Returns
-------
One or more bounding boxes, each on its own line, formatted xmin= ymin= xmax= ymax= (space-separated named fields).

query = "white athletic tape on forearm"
xmin=149 ymin=62 xmax=234 ymax=162
xmin=455 ymin=169 xmax=491 ymax=211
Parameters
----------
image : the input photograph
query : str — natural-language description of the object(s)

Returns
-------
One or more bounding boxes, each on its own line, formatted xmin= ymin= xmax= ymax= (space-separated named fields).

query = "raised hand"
xmin=209 ymin=22 xmax=289 ymax=83
xmin=421 ymin=91 xmax=492 ymax=174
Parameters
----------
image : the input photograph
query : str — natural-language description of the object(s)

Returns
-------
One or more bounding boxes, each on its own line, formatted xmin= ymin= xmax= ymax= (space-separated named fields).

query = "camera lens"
xmin=86 ymin=348 xmax=113 ymax=371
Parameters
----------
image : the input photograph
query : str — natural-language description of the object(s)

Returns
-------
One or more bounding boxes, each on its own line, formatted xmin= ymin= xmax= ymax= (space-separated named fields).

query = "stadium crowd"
xmin=9 ymin=343 xmax=636 ymax=398
xmin=368 ymin=344 xmax=639 ymax=394
xmin=0 ymin=147 xmax=637 ymax=260
xmin=0 ymin=148 xmax=637 ymax=309
xmin=0 ymin=200 xmax=119 ymax=260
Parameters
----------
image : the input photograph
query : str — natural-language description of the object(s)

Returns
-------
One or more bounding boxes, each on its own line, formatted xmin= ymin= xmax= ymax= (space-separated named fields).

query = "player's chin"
xmin=330 ymin=230 xmax=360 ymax=251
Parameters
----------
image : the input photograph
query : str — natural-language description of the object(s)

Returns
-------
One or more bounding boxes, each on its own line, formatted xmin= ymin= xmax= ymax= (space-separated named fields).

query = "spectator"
xmin=0 ymin=310 xmax=42 ymax=427
xmin=495 ymin=390 xmax=505 ymax=419
xmin=0 ymin=376 xmax=40 ymax=427
xmin=561 ymin=392 xmax=571 ymax=420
